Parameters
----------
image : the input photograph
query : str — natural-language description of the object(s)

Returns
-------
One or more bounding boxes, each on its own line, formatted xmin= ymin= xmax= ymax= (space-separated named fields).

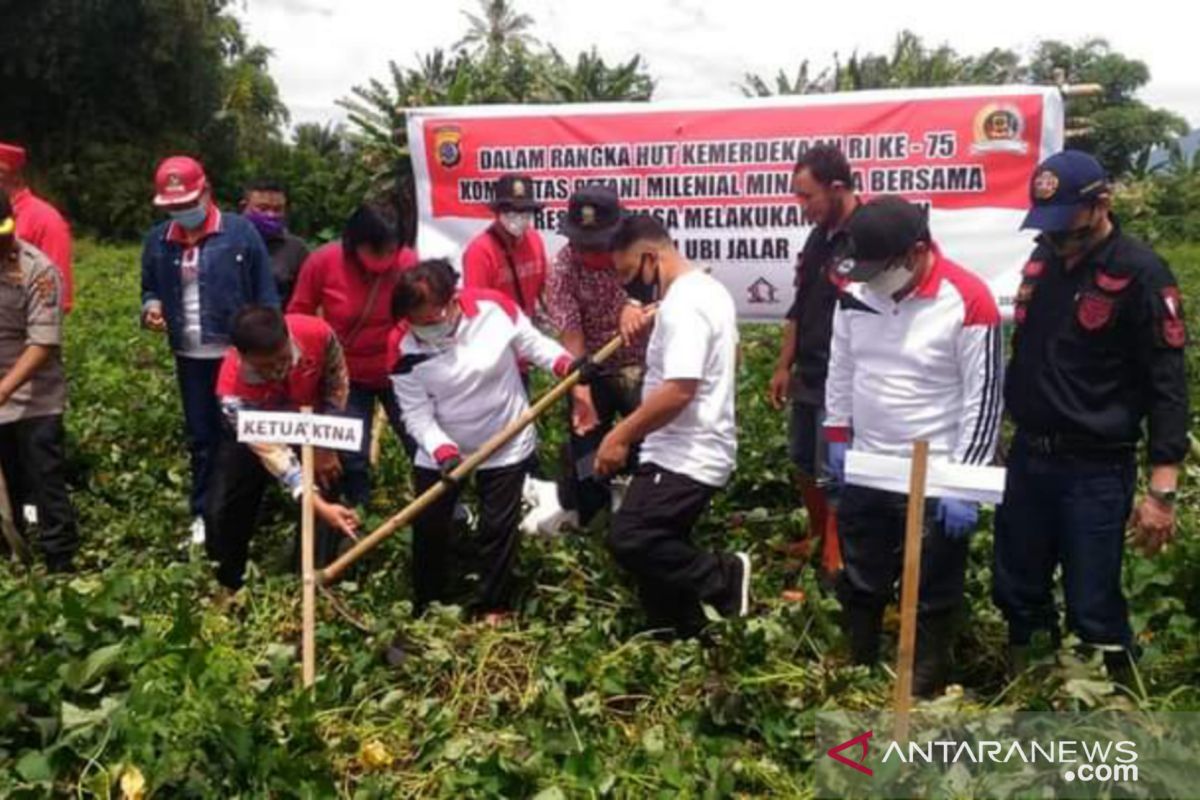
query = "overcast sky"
xmin=238 ymin=0 xmax=1199 ymax=132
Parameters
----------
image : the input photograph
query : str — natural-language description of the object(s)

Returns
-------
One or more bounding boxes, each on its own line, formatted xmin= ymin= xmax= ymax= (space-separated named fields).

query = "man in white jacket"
xmin=824 ymin=196 xmax=1002 ymax=696
xmin=390 ymin=259 xmax=576 ymax=621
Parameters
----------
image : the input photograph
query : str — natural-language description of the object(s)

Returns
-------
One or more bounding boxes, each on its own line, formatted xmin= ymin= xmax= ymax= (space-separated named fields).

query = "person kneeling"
xmin=205 ymin=306 xmax=360 ymax=591
xmin=390 ymin=259 xmax=577 ymax=621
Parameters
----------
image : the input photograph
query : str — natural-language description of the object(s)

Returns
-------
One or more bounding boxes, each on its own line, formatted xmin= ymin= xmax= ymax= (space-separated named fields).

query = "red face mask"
xmin=357 ymin=247 xmax=397 ymax=274
xmin=579 ymin=251 xmax=612 ymax=271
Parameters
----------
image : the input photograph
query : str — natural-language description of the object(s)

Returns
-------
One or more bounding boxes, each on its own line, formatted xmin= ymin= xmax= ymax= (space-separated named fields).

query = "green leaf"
xmin=532 ymin=788 xmax=566 ymax=800
xmin=64 ymin=642 xmax=124 ymax=690
xmin=16 ymin=750 xmax=53 ymax=783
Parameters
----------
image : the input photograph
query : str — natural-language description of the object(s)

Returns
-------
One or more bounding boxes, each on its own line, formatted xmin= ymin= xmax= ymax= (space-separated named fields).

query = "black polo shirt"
xmin=787 ymin=224 xmax=850 ymax=406
xmin=1005 ymin=219 xmax=1189 ymax=465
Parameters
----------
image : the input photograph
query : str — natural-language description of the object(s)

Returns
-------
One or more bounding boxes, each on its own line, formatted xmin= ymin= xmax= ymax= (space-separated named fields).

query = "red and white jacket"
xmin=389 ymin=289 xmax=571 ymax=471
xmin=824 ymin=245 xmax=1003 ymax=465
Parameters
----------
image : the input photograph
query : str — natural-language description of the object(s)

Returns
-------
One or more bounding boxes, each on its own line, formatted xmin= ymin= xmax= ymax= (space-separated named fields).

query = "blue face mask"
xmin=169 ymin=204 xmax=208 ymax=230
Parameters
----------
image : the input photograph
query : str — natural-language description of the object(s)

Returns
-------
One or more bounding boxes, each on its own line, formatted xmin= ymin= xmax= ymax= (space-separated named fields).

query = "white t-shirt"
xmin=639 ymin=269 xmax=738 ymax=487
xmin=178 ymin=245 xmax=226 ymax=359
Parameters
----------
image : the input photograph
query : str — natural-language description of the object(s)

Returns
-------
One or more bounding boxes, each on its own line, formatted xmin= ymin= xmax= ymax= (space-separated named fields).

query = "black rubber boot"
xmin=1102 ymin=648 xmax=1137 ymax=689
xmin=843 ymin=603 xmax=884 ymax=666
xmin=913 ymin=612 xmax=956 ymax=698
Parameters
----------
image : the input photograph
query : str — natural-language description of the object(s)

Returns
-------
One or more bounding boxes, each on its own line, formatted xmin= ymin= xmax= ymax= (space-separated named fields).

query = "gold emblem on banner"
xmin=434 ymin=125 xmax=463 ymax=169
xmin=971 ymin=104 xmax=1028 ymax=155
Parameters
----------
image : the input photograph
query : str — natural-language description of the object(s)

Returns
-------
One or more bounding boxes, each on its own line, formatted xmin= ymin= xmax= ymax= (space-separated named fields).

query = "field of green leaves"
xmin=1 ymin=240 xmax=1198 ymax=798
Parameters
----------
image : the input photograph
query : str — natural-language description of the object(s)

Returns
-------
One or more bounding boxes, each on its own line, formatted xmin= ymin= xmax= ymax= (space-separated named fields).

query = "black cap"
xmin=559 ymin=185 xmax=624 ymax=250
xmin=490 ymin=173 xmax=542 ymax=213
xmin=1021 ymin=150 xmax=1109 ymax=232
xmin=835 ymin=195 xmax=929 ymax=282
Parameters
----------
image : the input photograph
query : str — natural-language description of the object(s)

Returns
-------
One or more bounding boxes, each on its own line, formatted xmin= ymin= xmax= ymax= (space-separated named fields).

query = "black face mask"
xmin=623 ymin=252 xmax=660 ymax=304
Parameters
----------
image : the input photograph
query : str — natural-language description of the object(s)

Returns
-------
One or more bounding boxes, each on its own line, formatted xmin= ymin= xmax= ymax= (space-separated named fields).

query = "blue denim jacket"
xmin=140 ymin=211 xmax=279 ymax=352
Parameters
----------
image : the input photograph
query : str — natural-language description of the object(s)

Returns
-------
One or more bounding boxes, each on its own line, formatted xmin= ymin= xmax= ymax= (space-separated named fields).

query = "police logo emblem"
xmin=166 ymin=173 xmax=184 ymax=189
xmin=1033 ymin=170 xmax=1059 ymax=201
xmin=580 ymin=205 xmax=597 ymax=227
xmin=434 ymin=126 xmax=463 ymax=169
xmin=513 ymin=179 xmax=526 ymax=198
xmin=971 ymin=104 xmax=1028 ymax=155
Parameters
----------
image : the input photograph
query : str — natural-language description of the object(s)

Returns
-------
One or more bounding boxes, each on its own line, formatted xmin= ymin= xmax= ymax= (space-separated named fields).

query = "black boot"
xmin=913 ymin=612 xmax=956 ymax=698
xmin=1102 ymin=648 xmax=1138 ymax=689
xmin=843 ymin=603 xmax=884 ymax=665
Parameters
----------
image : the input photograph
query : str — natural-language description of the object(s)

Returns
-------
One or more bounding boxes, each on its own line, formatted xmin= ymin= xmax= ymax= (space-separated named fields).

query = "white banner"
xmin=407 ymin=86 xmax=1064 ymax=321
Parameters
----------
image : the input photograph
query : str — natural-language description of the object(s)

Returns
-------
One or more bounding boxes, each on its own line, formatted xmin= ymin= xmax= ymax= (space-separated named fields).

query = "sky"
xmin=237 ymin=0 xmax=1199 ymax=133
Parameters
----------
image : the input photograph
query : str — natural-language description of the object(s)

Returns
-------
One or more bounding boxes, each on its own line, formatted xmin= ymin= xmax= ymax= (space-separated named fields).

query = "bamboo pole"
xmin=300 ymin=406 xmax=317 ymax=689
xmin=319 ymin=332 xmax=629 ymax=585
xmin=893 ymin=440 xmax=930 ymax=743
xmin=0 ymin=463 xmax=31 ymax=565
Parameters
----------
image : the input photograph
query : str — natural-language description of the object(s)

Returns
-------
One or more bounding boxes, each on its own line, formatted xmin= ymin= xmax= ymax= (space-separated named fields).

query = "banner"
xmin=408 ymin=87 xmax=1064 ymax=320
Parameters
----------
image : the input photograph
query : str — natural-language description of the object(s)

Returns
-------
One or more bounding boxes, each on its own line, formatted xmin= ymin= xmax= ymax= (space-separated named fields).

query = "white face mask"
xmin=499 ymin=212 xmax=532 ymax=239
xmin=412 ymin=316 xmax=460 ymax=348
xmin=865 ymin=262 xmax=915 ymax=298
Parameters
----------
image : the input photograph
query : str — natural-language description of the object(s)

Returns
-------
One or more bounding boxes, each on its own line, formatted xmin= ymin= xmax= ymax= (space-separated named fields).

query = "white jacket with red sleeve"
xmin=390 ymin=289 xmax=571 ymax=471
xmin=824 ymin=245 xmax=1004 ymax=465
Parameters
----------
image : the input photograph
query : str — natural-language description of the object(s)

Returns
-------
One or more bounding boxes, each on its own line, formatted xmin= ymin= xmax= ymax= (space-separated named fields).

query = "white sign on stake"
xmin=846 ymin=450 xmax=1006 ymax=505
xmin=237 ymin=410 xmax=364 ymax=454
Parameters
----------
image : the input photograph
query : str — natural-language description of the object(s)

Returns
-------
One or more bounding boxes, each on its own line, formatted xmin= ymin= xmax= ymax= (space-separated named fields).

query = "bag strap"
xmin=344 ymin=270 xmax=386 ymax=349
xmin=486 ymin=227 xmax=531 ymax=314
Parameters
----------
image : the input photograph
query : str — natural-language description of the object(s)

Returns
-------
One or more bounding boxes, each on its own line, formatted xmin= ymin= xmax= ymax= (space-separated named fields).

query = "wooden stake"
xmin=369 ymin=402 xmax=386 ymax=468
xmin=320 ymin=329 xmax=633 ymax=585
xmin=894 ymin=440 xmax=930 ymax=743
xmin=300 ymin=405 xmax=317 ymax=689
xmin=0 ymin=462 xmax=31 ymax=565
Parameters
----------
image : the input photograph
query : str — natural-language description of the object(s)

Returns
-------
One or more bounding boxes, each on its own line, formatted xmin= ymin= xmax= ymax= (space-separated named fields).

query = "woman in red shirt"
xmin=287 ymin=202 xmax=418 ymax=506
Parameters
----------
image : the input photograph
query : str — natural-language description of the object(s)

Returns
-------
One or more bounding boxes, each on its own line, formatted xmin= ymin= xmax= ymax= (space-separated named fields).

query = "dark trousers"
xmin=342 ymin=382 xmax=416 ymax=507
xmin=175 ymin=356 xmax=223 ymax=518
xmin=993 ymin=434 xmax=1136 ymax=648
xmin=606 ymin=464 xmax=736 ymax=637
xmin=837 ymin=485 xmax=968 ymax=662
xmin=203 ymin=436 xmax=345 ymax=590
xmin=561 ymin=368 xmax=643 ymax=523
xmin=0 ymin=415 xmax=78 ymax=562
xmin=411 ymin=459 xmax=530 ymax=615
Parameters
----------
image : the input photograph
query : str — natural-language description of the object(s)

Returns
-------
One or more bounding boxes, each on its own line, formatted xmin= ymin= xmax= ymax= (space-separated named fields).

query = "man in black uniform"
xmin=996 ymin=150 xmax=1189 ymax=681
xmin=769 ymin=144 xmax=859 ymax=579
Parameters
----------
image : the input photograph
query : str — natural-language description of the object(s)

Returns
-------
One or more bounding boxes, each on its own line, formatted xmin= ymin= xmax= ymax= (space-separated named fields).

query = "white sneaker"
xmin=189 ymin=516 xmax=206 ymax=546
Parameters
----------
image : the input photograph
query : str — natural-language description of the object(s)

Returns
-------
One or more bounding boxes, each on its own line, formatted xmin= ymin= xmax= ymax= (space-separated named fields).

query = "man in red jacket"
xmin=461 ymin=173 xmax=548 ymax=321
xmin=0 ymin=142 xmax=73 ymax=312
xmin=207 ymin=305 xmax=360 ymax=590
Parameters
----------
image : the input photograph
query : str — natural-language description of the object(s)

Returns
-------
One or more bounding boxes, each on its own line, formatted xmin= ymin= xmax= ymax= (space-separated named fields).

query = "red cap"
xmin=153 ymin=156 xmax=207 ymax=207
xmin=0 ymin=142 xmax=27 ymax=171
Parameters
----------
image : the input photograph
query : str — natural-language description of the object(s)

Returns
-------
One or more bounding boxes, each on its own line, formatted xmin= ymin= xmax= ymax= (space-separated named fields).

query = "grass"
xmin=0 ymin=238 xmax=1196 ymax=798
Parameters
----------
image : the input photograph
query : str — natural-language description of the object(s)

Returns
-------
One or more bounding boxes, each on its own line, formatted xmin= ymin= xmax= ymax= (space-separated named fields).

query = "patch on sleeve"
xmin=32 ymin=273 xmax=59 ymax=307
xmin=1160 ymin=286 xmax=1187 ymax=348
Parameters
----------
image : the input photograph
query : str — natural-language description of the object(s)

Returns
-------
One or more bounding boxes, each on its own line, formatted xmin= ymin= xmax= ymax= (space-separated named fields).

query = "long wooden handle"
xmin=320 ymin=332 xmax=629 ymax=585
xmin=0 ymin=460 xmax=30 ymax=565
xmin=894 ymin=439 xmax=930 ymax=743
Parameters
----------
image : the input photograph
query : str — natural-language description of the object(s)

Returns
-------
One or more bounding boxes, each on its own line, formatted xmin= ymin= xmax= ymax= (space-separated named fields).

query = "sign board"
xmin=846 ymin=450 xmax=1006 ymax=505
xmin=237 ymin=411 xmax=364 ymax=453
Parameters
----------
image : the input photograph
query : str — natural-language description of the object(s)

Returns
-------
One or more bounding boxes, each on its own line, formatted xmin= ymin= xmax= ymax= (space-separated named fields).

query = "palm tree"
xmin=454 ymin=0 xmax=538 ymax=58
